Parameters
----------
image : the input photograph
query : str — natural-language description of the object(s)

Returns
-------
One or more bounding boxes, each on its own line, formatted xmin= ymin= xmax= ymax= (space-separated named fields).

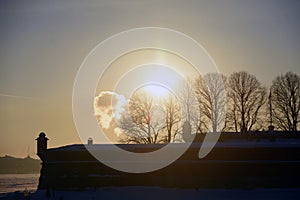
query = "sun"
xmin=139 ymin=83 xmax=171 ymax=99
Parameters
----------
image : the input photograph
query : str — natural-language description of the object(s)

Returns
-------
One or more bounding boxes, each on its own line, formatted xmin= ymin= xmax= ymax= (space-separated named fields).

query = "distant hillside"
xmin=0 ymin=155 xmax=41 ymax=174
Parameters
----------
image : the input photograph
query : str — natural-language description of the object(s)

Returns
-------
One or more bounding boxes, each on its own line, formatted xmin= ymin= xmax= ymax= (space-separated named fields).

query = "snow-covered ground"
xmin=0 ymin=187 xmax=299 ymax=200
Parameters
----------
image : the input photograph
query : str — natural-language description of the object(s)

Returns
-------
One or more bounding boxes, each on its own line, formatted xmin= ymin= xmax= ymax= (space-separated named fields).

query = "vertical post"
xmin=268 ymin=88 xmax=274 ymax=132
xmin=269 ymin=88 xmax=273 ymax=126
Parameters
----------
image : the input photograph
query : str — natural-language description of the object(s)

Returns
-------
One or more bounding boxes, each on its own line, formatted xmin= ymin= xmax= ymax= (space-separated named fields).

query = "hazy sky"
xmin=0 ymin=0 xmax=299 ymax=158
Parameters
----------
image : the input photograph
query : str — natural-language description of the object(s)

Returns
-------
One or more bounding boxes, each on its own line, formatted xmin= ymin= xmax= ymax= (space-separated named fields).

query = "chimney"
xmin=88 ymin=137 xmax=93 ymax=145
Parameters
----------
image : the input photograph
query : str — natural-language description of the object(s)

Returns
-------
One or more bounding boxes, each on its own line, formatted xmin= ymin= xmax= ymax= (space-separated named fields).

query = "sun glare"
xmin=141 ymin=83 xmax=171 ymax=99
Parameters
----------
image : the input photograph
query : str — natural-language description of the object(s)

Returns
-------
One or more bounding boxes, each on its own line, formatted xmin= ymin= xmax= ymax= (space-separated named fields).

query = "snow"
xmin=0 ymin=187 xmax=300 ymax=200
xmin=48 ymin=140 xmax=300 ymax=152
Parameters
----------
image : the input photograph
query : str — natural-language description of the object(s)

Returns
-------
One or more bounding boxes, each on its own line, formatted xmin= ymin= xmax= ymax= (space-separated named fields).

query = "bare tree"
xmin=178 ymin=80 xmax=202 ymax=134
xmin=271 ymin=72 xmax=300 ymax=131
xmin=119 ymin=92 xmax=165 ymax=144
xmin=118 ymin=91 xmax=182 ymax=144
xmin=227 ymin=71 xmax=267 ymax=133
xmin=194 ymin=73 xmax=227 ymax=132
xmin=161 ymin=96 xmax=181 ymax=143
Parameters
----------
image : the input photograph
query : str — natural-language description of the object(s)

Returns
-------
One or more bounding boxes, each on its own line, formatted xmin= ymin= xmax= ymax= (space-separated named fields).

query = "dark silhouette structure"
xmin=36 ymin=132 xmax=48 ymax=160
xmin=36 ymin=131 xmax=300 ymax=189
xmin=182 ymin=120 xmax=192 ymax=142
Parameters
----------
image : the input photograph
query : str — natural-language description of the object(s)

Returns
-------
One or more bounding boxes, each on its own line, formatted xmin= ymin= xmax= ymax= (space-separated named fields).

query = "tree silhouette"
xmin=119 ymin=92 xmax=165 ymax=144
xmin=162 ymin=96 xmax=181 ymax=142
xmin=227 ymin=71 xmax=267 ymax=133
xmin=118 ymin=91 xmax=181 ymax=144
xmin=194 ymin=73 xmax=227 ymax=133
xmin=271 ymin=72 xmax=300 ymax=131
xmin=178 ymin=80 xmax=202 ymax=134
xmin=113 ymin=71 xmax=300 ymax=144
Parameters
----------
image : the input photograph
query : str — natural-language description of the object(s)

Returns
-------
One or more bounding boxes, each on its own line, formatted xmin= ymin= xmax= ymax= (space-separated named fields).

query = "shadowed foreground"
xmin=1 ymin=187 xmax=300 ymax=200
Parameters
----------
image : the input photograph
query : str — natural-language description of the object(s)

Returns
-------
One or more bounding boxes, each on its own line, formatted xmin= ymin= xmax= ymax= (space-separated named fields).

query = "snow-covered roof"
xmin=47 ymin=139 xmax=300 ymax=152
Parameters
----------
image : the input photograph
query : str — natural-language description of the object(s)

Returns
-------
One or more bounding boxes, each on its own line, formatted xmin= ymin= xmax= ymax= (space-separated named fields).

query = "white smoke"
xmin=94 ymin=91 xmax=127 ymax=135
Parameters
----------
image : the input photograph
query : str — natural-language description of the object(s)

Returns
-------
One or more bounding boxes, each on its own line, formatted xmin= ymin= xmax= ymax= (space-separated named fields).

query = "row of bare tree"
xmin=118 ymin=71 xmax=300 ymax=144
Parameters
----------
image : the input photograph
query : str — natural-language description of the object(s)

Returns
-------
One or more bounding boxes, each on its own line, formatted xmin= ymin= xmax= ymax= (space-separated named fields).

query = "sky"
xmin=0 ymin=0 xmax=299 ymax=158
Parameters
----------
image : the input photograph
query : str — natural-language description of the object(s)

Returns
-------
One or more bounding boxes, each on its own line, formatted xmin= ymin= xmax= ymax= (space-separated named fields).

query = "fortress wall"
xmin=37 ymin=142 xmax=300 ymax=189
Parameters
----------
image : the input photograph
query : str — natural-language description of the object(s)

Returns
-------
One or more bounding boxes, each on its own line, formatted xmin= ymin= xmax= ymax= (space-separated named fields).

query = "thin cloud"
xmin=0 ymin=93 xmax=36 ymax=100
